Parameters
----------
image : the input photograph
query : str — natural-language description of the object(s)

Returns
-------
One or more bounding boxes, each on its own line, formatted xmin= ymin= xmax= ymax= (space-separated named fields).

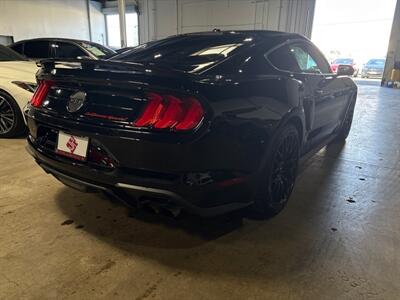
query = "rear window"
xmin=333 ymin=58 xmax=353 ymax=65
xmin=24 ymin=41 xmax=49 ymax=58
xmin=0 ymin=45 xmax=27 ymax=61
xmin=111 ymin=35 xmax=254 ymax=73
xmin=367 ymin=59 xmax=385 ymax=66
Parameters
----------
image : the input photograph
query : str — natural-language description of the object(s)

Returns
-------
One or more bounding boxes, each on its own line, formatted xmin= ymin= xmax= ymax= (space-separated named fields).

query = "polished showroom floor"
xmin=1 ymin=79 xmax=399 ymax=299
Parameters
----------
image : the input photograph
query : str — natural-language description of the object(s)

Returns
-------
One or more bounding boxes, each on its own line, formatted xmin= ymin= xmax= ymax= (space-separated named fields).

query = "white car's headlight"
xmin=11 ymin=81 xmax=37 ymax=93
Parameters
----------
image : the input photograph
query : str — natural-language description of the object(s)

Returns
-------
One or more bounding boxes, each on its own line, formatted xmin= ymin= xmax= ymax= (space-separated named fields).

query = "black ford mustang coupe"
xmin=25 ymin=31 xmax=357 ymax=217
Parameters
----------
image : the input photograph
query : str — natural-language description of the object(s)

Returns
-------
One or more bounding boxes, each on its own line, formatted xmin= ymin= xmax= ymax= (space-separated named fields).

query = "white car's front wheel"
xmin=0 ymin=91 xmax=26 ymax=138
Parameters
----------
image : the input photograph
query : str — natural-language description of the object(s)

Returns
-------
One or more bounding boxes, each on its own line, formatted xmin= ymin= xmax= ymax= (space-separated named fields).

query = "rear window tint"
xmin=24 ymin=41 xmax=49 ymax=58
xmin=112 ymin=35 xmax=254 ymax=73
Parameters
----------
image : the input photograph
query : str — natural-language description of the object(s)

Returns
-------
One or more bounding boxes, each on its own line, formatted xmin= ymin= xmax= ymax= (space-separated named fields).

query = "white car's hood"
xmin=0 ymin=61 xmax=38 ymax=83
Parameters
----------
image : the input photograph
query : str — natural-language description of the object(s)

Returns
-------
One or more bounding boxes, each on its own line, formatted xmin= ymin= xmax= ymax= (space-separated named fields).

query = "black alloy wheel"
xmin=333 ymin=96 xmax=356 ymax=142
xmin=250 ymin=124 xmax=300 ymax=217
xmin=269 ymin=131 xmax=299 ymax=209
xmin=0 ymin=92 xmax=26 ymax=138
xmin=0 ymin=95 xmax=14 ymax=135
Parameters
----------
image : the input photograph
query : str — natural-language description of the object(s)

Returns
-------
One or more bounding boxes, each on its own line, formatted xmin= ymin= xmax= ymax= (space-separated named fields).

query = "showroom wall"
xmin=137 ymin=0 xmax=316 ymax=43
xmin=0 ymin=0 xmax=105 ymax=44
xmin=0 ymin=0 xmax=316 ymax=47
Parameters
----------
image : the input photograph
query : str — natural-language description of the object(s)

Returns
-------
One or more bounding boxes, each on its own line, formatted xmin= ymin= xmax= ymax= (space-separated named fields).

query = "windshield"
xmin=333 ymin=58 xmax=353 ymax=65
xmin=0 ymin=45 xmax=27 ymax=61
xmin=366 ymin=59 xmax=385 ymax=66
xmin=111 ymin=35 xmax=253 ymax=73
xmin=78 ymin=42 xmax=115 ymax=58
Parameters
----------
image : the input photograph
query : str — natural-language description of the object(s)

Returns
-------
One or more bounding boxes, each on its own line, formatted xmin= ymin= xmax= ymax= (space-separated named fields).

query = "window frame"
xmin=265 ymin=39 xmax=333 ymax=76
xmin=264 ymin=44 xmax=301 ymax=73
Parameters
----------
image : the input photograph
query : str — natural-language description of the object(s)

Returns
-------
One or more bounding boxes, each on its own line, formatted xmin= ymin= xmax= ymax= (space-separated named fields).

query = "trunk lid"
xmin=36 ymin=59 xmax=197 ymax=129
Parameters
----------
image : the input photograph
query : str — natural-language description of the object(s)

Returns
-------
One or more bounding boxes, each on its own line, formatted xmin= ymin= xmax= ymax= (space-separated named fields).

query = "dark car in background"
xmin=330 ymin=58 xmax=358 ymax=76
xmin=361 ymin=58 xmax=386 ymax=78
xmin=25 ymin=31 xmax=357 ymax=218
xmin=9 ymin=38 xmax=115 ymax=60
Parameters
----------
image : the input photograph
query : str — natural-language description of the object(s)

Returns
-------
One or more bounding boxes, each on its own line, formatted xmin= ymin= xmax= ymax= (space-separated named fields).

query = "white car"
xmin=0 ymin=45 xmax=38 ymax=138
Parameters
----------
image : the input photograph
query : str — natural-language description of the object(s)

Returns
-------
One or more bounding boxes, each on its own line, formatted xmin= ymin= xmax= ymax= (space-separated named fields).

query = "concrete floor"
xmin=1 ymin=80 xmax=400 ymax=299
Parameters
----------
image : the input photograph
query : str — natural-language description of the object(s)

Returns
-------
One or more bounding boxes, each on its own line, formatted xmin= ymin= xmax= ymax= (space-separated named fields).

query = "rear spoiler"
xmin=36 ymin=58 xmax=189 ymax=78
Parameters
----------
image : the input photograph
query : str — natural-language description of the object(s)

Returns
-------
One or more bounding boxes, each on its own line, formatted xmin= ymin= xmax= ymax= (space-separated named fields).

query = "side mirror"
xmin=337 ymin=64 xmax=354 ymax=76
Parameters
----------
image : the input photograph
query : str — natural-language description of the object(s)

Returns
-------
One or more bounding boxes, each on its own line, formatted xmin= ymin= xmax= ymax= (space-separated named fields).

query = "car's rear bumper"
xmin=25 ymin=104 xmax=265 ymax=216
xmin=27 ymin=143 xmax=253 ymax=217
xmin=362 ymin=71 xmax=383 ymax=77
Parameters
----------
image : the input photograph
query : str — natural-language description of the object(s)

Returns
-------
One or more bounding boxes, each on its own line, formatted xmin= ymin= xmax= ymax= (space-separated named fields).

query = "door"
xmin=288 ymin=42 xmax=345 ymax=144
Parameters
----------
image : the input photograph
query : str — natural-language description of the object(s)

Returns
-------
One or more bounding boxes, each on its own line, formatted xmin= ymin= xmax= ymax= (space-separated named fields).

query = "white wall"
xmin=138 ymin=0 xmax=316 ymax=43
xmin=0 ymin=0 xmax=105 ymax=44
xmin=89 ymin=1 xmax=107 ymax=45
xmin=0 ymin=0 xmax=315 ymax=47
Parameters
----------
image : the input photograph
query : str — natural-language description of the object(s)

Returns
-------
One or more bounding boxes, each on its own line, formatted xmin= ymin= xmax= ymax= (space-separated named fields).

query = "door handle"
xmin=315 ymin=90 xmax=334 ymax=101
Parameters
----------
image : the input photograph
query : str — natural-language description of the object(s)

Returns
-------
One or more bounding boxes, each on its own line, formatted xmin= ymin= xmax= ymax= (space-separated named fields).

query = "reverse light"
xmin=30 ymin=81 xmax=53 ymax=107
xmin=133 ymin=93 xmax=204 ymax=131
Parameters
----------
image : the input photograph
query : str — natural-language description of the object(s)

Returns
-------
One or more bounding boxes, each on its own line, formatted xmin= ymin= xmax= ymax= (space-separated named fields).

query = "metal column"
xmin=118 ymin=0 xmax=127 ymax=48
xmin=382 ymin=0 xmax=400 ymax=86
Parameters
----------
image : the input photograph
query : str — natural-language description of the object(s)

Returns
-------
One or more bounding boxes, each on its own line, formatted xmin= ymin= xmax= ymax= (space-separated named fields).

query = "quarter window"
xmin=289 ymin=46 xmax=320 ymax=73
xmin=267 ymin=45 xmax=300 ymax=72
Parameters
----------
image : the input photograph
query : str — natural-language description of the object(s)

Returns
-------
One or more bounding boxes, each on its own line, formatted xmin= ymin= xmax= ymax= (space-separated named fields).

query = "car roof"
xmin=142 ymin=30 xmax=309 ymax=53
xmin=11 ymin=38 xmax=102 ymax=45
xmin=184 ymin=30 xmax=304 ymax=37
xmin=12 ymin=31 xmax=306 ymax=49
xmin=180 ymin=30 xmax=307 ymax=43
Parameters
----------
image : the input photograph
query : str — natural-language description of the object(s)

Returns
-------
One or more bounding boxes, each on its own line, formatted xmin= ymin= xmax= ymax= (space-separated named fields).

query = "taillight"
xmin=30 ymin=81 xmax=53 ymax=107
xmin=133 ymin=92 xmax=204 ymax=131
xmin=175 ymin=97 xmax=204 ymax=131
xmin=133 ymin=93 xmax=164 ymax=127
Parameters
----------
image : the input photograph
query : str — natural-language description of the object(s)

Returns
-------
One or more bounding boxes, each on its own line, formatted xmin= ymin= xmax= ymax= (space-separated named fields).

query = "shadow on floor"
xmin=53 ymin=141 xmax=345 ymax=278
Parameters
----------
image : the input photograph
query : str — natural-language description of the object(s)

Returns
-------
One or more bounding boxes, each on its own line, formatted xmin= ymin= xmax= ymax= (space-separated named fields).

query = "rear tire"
xmin=249 ymin=124 xmax=300 ymax=218
xmin=333 ymin=98 xmax=356 ymax=142
xmin=0 ymin=91 xmax=26 ymax=138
